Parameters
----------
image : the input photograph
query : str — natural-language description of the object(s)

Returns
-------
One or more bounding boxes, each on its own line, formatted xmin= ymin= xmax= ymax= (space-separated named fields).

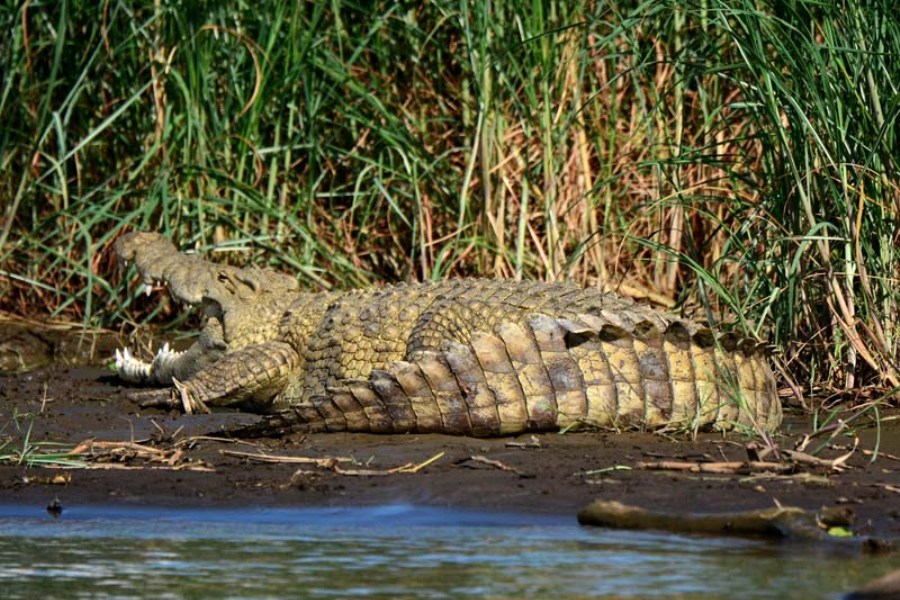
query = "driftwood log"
xmin=577 ymin=499 xmax=894 ymax=552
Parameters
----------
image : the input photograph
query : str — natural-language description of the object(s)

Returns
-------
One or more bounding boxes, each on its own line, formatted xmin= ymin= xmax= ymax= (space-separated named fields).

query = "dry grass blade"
xmin=389 ymin=451 xmax=445 ymax=474
xmin=220 ymin=450 xmax=354 ymax=465
xmin=76 ymin=463 xmax=215 ymax=472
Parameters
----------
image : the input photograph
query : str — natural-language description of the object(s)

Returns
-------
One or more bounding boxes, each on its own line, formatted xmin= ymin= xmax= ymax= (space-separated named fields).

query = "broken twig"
xmin=638 ymin=460 xmax=794 ymax=474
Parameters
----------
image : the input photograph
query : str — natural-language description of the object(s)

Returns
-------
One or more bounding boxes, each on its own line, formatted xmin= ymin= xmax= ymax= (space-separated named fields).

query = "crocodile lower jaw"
xmin=115 ymin=342 xmax=186 ymax=384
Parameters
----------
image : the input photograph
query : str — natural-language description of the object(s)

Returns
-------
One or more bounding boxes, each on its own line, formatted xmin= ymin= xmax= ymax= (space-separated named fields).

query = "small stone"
xmin=46 ymin=497 xmax=63 ymax=518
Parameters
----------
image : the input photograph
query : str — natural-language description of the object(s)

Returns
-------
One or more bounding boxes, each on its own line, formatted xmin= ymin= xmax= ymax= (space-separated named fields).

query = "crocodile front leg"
xmin=167 ymin=341 xmax=300 ymax=414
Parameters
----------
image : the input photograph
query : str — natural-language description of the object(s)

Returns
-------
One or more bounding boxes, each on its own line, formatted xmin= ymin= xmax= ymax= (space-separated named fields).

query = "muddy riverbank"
xmin=1 ymin=318 xmax=898 ymax=543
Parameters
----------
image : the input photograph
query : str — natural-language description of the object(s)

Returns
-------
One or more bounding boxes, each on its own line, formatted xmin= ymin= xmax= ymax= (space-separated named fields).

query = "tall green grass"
xmin=1 ymin=0 xmax=898 ymax=403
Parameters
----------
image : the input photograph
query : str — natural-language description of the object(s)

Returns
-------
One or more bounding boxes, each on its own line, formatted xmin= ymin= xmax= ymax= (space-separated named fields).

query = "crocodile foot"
xmin=172 ymin=378 xmax=212 ymax=414
xmin=121 ymin=382 xmax=211 ymax=414
xmin=120 ymin=387 xmax=180 ymax=410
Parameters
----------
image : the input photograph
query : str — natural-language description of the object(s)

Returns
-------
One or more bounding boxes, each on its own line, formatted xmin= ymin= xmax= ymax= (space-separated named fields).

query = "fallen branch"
xmin=576 ymin=499 xmax=893 ymax=550
xmin=578 ymin=499 xmax=818 ymax=538
xmin=781 ymin=449 xmax=853 ymax=471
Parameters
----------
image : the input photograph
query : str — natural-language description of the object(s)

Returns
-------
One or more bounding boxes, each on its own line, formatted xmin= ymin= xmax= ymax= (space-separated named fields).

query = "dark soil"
xmin=1 ymin=317 xmax=899 ymax=543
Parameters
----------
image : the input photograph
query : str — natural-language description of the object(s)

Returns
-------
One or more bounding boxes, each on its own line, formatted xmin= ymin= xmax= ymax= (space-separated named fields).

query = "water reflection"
xmin=0 ymin=504 xmax=891 ymax=599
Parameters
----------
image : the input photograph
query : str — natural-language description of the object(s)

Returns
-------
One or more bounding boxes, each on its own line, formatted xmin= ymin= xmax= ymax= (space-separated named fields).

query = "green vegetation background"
xmin=1 ymin=0 xmax=898 ymax=404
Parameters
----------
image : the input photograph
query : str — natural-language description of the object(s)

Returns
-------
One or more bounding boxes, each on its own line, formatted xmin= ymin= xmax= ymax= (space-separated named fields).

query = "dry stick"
xmin=222 ymin=449 xmax=445 ymax=476
xmin=319 ymin=452 xmax=445 ymax=476
xmin=71 ymin=440 xmax=167 ymax=455
xmin=166 ymin=449 xmax=184 ymax=466
xmin=150 ymin=419 xmax=183 ymax=441
xmin=782 ymin=441 xmax=857 ymax=471
xmin=638 ymin=461 xmax=795 ymax=474
xmin=862 ymin=449 xmax=900 ymax=461
xmin=393 ymin=451 xmax=444 ymax=474
xmin=467 ymin=455 xmax=524 ymax=475
xmin=505 ymin=435 xmax=541 ymax=449
xmin=795 ymin=418 xmax=852 ymax=454
xmin=642 ymin=438 xmax=857 ymax=475
xmin=177 ymin=435 xmax=265 ymax=449
xmin=220 ymin=450 xmax=354 ymax=465
xmin=70 ymin=439 xmax=209 ymax=470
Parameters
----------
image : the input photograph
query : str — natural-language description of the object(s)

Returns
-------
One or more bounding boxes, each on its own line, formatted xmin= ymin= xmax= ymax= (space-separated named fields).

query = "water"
xmin=0 ymin=503 xmax=892 ymax=599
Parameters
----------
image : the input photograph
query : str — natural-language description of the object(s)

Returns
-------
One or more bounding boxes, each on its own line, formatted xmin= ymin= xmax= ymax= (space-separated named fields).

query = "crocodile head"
xmin=116 ymin=231 xmax=298 ymax=314
xmin=114 ymin=232 xmax=300 ymax=384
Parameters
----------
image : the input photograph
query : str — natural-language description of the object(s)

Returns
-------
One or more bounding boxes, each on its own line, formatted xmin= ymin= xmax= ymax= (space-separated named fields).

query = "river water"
xmin=0 ymin=503 xmax=892 ymax=599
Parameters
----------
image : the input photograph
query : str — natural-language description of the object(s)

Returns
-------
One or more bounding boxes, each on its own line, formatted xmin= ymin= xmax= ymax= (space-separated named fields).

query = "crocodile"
xmin=114 ymin=231 xmax=781 ymax=436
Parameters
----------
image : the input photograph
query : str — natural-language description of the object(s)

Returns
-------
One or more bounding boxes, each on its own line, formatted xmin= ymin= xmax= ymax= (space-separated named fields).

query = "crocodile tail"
xmin=234 ymin=313 xmax=780 ymax=438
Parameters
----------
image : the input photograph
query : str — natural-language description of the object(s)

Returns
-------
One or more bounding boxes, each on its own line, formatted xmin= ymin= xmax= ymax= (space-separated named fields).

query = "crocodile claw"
xmin=173 ymin=378 xmax=211 ymax=415
xmin=119 ymin=387 xmax=181 ymax=410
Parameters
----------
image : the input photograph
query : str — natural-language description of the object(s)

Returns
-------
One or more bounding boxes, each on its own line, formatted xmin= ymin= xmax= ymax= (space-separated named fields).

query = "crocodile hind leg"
xmin=149 ymin=341 xmax=300 ymax=414
xmin=232 ymin=312 xmax=779 ymax=437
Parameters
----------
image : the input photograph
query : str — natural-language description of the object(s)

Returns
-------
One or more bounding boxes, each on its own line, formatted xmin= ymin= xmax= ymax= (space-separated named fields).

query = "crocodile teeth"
xmin=115 ymin=346 xmax=131 ymax=365
xmin=115 ymin=346 xmax=154 ymax=382
xmin=155 ymin=342 xmax=180 ymax=359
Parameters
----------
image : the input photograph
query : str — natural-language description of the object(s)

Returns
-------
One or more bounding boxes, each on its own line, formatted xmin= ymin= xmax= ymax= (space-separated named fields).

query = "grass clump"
xmin=0 ymin=411 xmax=85 ymax=468
xmin=0 ymin=0 xmax=898 ymax=406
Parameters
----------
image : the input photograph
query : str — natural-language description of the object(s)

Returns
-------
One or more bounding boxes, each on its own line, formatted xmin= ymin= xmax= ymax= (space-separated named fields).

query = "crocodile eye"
xmin=216 ymin=270 xmax=240 ymax=294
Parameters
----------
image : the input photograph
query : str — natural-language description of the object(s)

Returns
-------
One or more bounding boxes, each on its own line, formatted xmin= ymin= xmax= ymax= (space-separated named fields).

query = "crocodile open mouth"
xmin=112 ymin=231 xmax=300 ymax=388
xmin=119 ymin=253 xmax=227 ymax=311
xmin=113 ymin=271 xmax=227 ymax=386
xmin=114 ymin=232 xmax=231 ymax=385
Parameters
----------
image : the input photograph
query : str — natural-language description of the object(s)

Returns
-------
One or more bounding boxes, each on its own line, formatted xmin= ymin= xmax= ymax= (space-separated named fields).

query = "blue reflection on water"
xmin=0 ymin=503 xmax=890 ymax=599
